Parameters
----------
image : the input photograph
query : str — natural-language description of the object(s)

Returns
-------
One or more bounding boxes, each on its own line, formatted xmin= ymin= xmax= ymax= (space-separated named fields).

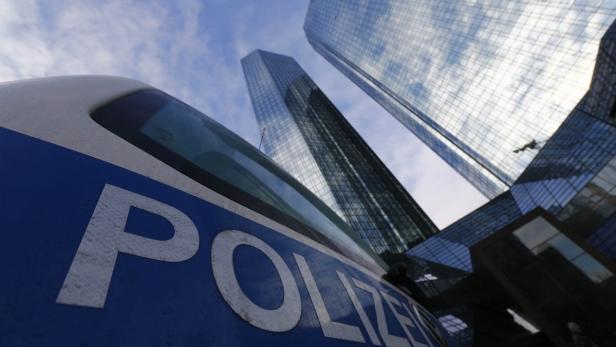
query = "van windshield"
xmin=92 ymin=89 xmax=386 ymax=273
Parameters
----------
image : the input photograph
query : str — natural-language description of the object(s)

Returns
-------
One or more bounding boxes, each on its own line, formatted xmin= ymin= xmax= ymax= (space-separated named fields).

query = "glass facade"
xmin=304 ymin=0 xmax=616 ymax=198
xmin=410 ymin=18 xmax=616 ymax=271
xmin=510 ymin=20 xmax=616 ymax=261
xmin=472 ymin=214 xmax=616 ymax=346
xmin=241 ymin=50 xmax=438 ymax=254
xmin=407 ymin=192 xmax=522 ymax=272
xmin=404 ymin=23 xmax=616 ymax=345
xmin=510 ymin=111 xmax=616 ymax=216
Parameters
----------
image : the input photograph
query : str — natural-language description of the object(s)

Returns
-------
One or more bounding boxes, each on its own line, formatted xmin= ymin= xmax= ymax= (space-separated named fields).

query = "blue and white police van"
xmin=0 ymin=76 xmax=454 ymax=346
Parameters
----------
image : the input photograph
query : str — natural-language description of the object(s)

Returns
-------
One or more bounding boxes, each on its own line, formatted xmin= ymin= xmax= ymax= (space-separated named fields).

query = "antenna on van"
xmin=258 ymin=127 xmax=266 ymax=151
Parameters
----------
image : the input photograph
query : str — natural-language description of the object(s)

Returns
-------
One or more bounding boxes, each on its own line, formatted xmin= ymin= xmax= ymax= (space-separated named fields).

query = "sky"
xmin=0 ymin=0 xmax=488 ymax=228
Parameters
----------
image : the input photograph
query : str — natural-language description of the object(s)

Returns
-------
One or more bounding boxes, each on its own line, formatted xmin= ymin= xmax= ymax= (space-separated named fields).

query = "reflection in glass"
xmin=305 ymin=0 xmax=616 ymax=198
xmin=572 ymin=254 xmax=613 ymax=284
xmin=513 ymin=217 xmax=558 ymax=253
xmin=408 ymin=191 xmax=521 ymax=271
xmin=514 ymin=217 xmax=613 ymax=284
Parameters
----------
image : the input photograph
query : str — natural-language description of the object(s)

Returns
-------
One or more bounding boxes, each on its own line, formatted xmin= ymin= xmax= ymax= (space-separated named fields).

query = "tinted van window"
xmin=91 ymin=89 xmax=385 ymax=272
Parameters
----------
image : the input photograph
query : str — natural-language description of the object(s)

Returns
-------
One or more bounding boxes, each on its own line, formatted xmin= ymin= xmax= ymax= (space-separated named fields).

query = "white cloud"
xmin=0 ymin=0 xmax=245 ymax=133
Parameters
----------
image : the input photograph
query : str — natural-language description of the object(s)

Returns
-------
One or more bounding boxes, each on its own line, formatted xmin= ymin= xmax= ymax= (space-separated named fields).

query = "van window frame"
xmin=91 ymin=89 xmax=385 ymax=271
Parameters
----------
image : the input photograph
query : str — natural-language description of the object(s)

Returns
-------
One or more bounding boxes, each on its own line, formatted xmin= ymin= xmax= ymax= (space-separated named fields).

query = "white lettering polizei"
xmin=211 ymin=229 xmax=301 ymax=332
xmin=56 ymin=184 xmax=200 ymax=308
xmin=353 ymin=279 xmax=410 ymax=347
xmin=381 ymin=292 xmax=431 ymax=347
xmin=337 ymin=271 xmax=382 ymax=345
xmin=295 ymin=254 xmax=365 ymax=343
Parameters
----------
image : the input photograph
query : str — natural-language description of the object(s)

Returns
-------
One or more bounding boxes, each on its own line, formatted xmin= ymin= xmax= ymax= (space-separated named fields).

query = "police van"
xmin=0 ymin=76 xmax=454 ymax=346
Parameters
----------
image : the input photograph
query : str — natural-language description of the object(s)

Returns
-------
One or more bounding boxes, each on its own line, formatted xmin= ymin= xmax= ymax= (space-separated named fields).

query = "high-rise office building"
xmin=304 ymin=0 xmax=616 ymax=198
xmin=241 ymin=49 xmax=438 ymax=254
xmin=406 ymin=22 xmax=616 ymax=345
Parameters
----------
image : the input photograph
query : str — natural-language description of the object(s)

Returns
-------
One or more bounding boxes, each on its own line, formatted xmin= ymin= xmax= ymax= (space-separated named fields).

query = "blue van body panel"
xmin=0 ymin=127 xmax=450 ymax=346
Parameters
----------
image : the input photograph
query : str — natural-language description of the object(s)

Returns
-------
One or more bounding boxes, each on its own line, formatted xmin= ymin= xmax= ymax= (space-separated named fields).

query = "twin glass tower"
xmin=242 ymin=50 xmax=438 ymax=254
xmin=241 ymin=0 xmax=616 ymax=255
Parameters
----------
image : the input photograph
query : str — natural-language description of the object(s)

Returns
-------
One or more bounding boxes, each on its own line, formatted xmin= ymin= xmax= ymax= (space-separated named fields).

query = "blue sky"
xmin=0 ymin=0 xmax=487 ymax=228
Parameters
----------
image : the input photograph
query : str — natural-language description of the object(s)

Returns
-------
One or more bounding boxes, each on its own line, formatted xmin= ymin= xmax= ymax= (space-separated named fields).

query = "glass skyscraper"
xmin=409 ymin=19 xmax=616 ymax=271
xmin=304 ymin=0 xmax=616 ymax=198
xmin=241 ymin=49 xmax=438 ymax=254
xmin=405 ymin=22 xmax=616 ymax=345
